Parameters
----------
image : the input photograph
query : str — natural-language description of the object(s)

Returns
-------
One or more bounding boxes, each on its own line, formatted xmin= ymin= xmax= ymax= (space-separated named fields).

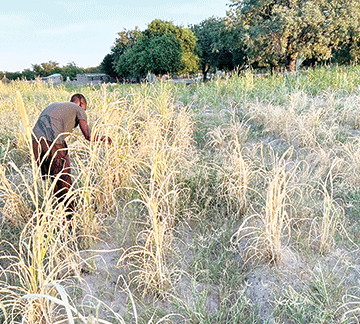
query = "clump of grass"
xmin=0 ymin=208 xmax=81 ymax=323
xmin=208 ymin=115 xmax=252 ymax=216
xmin=307 ymin=162 xmax=346 ymax=255
xmin=0 ymin=163 xmax=31 ymax=226
xmin=233 ymin=147 xmax=299 ymax=264
xmin=118 ymin=85 xmax=195 ymax=295
xmin=275 ymin=260 xmax=352 ymax=323
xmin=341 ymin=139 xmax=360 ymax=189
xmin=222 ymin=139 xmax=250 ymax=215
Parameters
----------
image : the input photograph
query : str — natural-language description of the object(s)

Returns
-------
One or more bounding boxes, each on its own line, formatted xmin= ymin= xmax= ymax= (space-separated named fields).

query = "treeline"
xmin=1 ymin=61 xmax=100 ymax=81
xmin=101 ymin=0 xmax=360 ymax=80
xmin=4 ymin=0 xmax=360 ymax=82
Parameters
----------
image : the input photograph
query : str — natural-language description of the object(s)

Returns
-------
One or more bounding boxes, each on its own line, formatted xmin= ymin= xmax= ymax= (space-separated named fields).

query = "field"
xmin=1 ymin=65 xmax=360 ymax=323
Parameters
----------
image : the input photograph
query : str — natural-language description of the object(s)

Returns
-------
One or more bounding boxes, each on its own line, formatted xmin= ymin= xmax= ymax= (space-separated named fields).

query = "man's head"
xmin=70 ymin=93 xmax=87 ymax=110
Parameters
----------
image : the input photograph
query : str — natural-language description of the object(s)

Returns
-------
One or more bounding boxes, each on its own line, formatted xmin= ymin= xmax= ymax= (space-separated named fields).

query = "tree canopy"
xmin=113 ymin=19 xmax=199 ymax=79
xmin=191 ymin=16 xmax=246 ymax=80
xmin=227 ymin=0 xmax=360 ymax=72
xmin=32 ymin=61 xmax=62 ymax=77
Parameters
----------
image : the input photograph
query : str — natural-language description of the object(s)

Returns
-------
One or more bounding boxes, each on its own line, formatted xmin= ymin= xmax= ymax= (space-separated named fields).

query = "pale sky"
xmin=0 ymin=0 xmax=230 ymax=72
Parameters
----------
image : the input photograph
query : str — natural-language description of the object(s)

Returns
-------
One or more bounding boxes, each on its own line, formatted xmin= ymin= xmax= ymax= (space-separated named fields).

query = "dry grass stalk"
xmin=0 ymin=209 xmax=81 ymax=323
xmin=220 ymin=137 xmax=251 ymax=215
xmin=311 ymin=163 xmax=345 ymax=255
xmin=262 ymin=160 xmax=291 ymax=263
xmin=118 ymin=136 xmax=179 ymax=293
xmin=118 ymin=90 xmax=194 ymax=294
xmin=207 ymin=116 xmax=252 ymax=214
xmin=0 ymin=164 xmax=31 ymax=226
xmin=341 ymin=139 xmax=360 ymax=189
xmin=233 ymin=147 xmax=297 ymax=264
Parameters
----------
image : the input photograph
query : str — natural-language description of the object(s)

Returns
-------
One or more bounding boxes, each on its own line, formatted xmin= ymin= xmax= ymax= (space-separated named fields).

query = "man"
xmin=32 ymin=93 xmax=111 ymax=218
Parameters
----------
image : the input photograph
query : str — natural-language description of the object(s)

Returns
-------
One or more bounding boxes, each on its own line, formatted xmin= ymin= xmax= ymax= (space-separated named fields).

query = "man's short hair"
xmin=70 ymin=93 xmax=87 ymax=105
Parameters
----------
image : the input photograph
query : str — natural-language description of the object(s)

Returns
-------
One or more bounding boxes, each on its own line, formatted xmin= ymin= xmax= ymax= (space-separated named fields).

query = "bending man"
xmin=32 ymin=93 xmax=111 ymax=218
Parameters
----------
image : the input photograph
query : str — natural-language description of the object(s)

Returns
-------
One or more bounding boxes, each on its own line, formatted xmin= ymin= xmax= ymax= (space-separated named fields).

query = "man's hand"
xmin=79 ymin=119 xmax=112 ymax=144
xmin=101 ymin=135 xmax=112 ymax=145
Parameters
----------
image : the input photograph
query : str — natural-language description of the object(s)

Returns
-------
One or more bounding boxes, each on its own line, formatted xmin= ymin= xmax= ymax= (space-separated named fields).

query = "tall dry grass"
xmin=2 ymin=66 xmax=360 ymax=321
xmin=232 ymin=147 xmax=301 ymax=264
xmin=208 ymin=114 xmax=252 ymax=215
xmin=118 ymin=83 xmax=195 ymax=294
xmin=0 ymin=92 xmax=84 ymax=323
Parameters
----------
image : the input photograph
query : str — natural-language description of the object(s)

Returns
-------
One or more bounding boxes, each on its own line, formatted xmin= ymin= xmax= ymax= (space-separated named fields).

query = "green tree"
xmin=191 ymin=17 xmax=243 ymax=81
xmin=100 ymin=53 xmax=117 ymax=78
xmin=21 ymin=69 xmax=36 ymax=80
xmin=4 ymin=71 xmax=23 ymax=80
xmin=331 ymin=1 xmax=360 ymax=65
xmin=101 ymin=27 xmax=142 ymax=79
xmin=32 ymin=61 xmax=62 ymax=77
xmin=116 ymin=32 xmax=182 ymax=78
xmin=61 ymin=62 xmax=84 ymax=81
xmin=147 ymin=19 xmax=199 ymax=74
xmin=228 ymin=0 xmax=360 ymax=72
xmin=143 ymin=33 xmax=182 ymax=75
xmin=114 ymin=20 xmax=199 ymax=79
xmin=114 ymin=27 xmax=142 ymax=57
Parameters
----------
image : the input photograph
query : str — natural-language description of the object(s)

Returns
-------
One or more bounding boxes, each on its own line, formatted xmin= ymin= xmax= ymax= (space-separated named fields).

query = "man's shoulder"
xmin=46 ymin=102 xmax=79 ymax=110
xmin=43 ymin=102 xmax=85 ymax=117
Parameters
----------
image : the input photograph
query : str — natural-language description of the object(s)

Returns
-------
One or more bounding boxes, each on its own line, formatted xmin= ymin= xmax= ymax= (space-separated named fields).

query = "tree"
xmin=191 ymin=17 xmax=221 ymax=81
xmin=145 ymin=34 xmax=183 ymax=75
xmin=101 ymin=27 xmax=142 ymax=79
xmin=61 ymin=62 xmax=84 ymax=81
xmin=191 ymin=17 xmax=243 ymax=81
xmin=228 ymin=0 xmax=360 ymax=72
xmin=331 ymin=1 xmax=360 ymax=65
xmin=4 ymin=71 xmax=23 ymax=80
xmin=116 ymin=32 xmax=182 ymax=78
xmin=113 ymin=20 xmax=199 ymax=79
xmin=32 ymin=61 xmax=62 ymax=77
xmin=100 ymin=53 xmax=117 ymax=78
xmin=21 ymin=69 xmax=36 ymax=80
xmin=114 ymin=27 xmax=142 ymax=57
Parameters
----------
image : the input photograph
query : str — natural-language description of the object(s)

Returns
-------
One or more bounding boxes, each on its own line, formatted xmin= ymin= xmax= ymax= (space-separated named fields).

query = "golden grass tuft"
xmin=233 ymin=147 xmax=299 ymax=264
xmin=117 ymin=87 xmax=195 ymax=295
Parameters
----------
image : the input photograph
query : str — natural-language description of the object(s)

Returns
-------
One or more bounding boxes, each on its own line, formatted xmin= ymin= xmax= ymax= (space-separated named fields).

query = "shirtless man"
xmin=32 ymin=93 xmax=111 ymax=218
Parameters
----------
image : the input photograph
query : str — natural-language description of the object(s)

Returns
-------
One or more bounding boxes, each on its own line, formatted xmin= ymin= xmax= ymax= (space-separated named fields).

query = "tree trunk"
xmin=286 ymin=53 xmax=299 ymax=73
xmin=202 ymin=63 xmax=210 ymax=82
xmin=270 ymin=63 xmax=276 ymax=75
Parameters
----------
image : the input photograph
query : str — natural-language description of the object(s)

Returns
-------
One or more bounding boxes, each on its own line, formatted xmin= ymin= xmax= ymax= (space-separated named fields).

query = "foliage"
xmin=116 ymin=33 xmax=182 ymax=78
xmin=31 ymin=61 xmax=62 ymax=77
xmin=114 ymin=27 xmax=142 ymax=57
xmin=101 ymin=27 xmax=142 ymax=79
xmin=100 ymin=53 xmax=118 ymax=78
xmin=227 ymin=0 xmax=360 ymax=71
xmin=61 ymin=62 xmax=84 ymax=81
xmin=114 ymin=19 xmax=199 ymax=78
xmin=21 ymin=69 xmax=37 ymax=80
xmin=191 ymin=17 xmax=230 ymax=80
xmin=1 ymin=60 xmax=101 ymax=81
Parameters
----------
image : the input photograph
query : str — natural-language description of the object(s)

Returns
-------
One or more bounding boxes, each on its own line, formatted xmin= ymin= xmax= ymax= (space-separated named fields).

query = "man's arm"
xmin=79 ymin=119 xmax=91 ymax=141
xmin=79 ymin=119 xmax=112 ymax=144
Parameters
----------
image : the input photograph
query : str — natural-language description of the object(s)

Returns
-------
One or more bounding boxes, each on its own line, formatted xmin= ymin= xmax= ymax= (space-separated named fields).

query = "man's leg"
xmin=50 ymin=144 xmax=75 ymax=220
